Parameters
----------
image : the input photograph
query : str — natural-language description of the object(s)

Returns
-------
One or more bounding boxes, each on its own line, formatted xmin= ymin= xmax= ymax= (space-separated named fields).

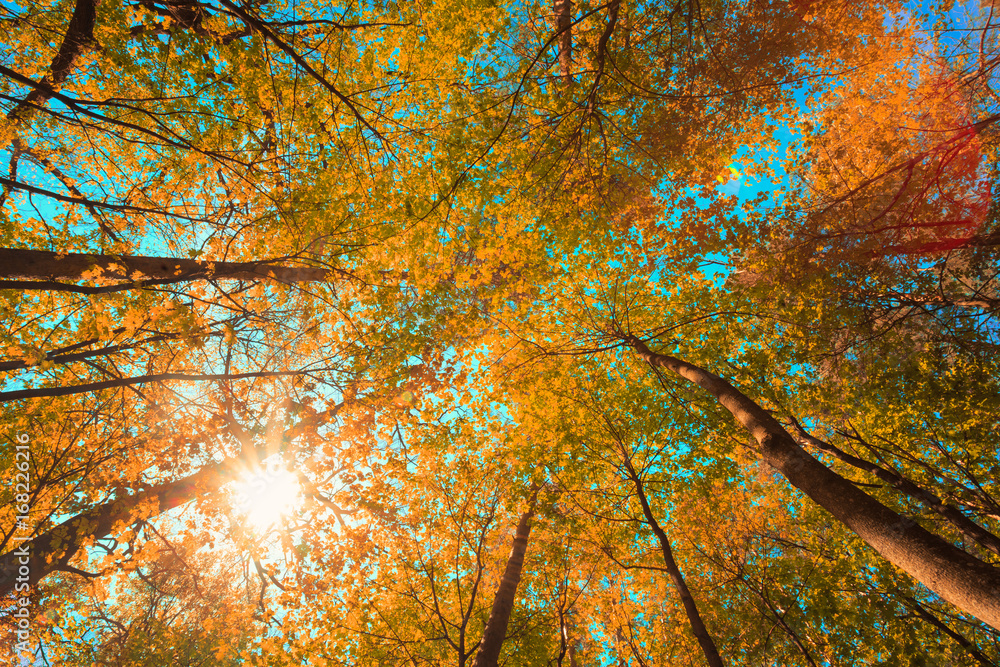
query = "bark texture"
xmin=554 ymin=0 xmax=573 ymax=83
xmin=627 ymin=336 xmax=1000 ymax=630
xmin=471 ymin=487 xmax=539 ymax=667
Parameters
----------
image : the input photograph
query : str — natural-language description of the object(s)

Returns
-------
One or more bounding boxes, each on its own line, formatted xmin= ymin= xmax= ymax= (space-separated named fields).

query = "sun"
xmin=232 ymin=466 xmax=302 ymax=533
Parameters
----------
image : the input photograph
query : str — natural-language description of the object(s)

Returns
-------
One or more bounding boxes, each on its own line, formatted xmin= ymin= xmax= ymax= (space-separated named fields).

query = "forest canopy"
xmin=1 ymin=0 xmax=1000 ymax=665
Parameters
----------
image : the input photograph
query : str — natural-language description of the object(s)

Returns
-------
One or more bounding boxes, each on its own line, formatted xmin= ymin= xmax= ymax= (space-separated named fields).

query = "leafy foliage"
xmin=2 ymin=0 xmax=1000 ymax=665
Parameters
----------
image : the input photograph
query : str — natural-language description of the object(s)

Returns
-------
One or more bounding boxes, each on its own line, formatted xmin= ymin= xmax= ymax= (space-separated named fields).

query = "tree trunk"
xmin=626 ymin=336 xmax=1000 ymax=630
xmin=4 ymin=0 xmax=98 ymax=122
xmin=560 ymin=614 xmax=580 ymax=667
xmin=0 ymin=248 xmax=346 ymax=293
xmin=471 ymin=487 xmax=539 ymax=667
xmin=554 ymin=0 xmax=573 ymax=84
xmin=0 ymin=368 xmax=330 ymax=402
xmin=621 ymin=452 xmax=725 ymax=667
xmin=0 ymin=455 xmax=241 ymax=597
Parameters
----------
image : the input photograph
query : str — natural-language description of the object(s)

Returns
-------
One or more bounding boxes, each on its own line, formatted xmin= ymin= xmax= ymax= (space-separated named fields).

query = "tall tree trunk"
xmin=626 ymin=336 xmax=1000 ymax=630
xmin=4 ymin=0 xmax=98 ymax=122
xmin=0 ymin=455 xmax=241 ymax=597
xmin=554 ymin=0 xmax=573 ymax=84
xmin=560 ymin=614 xmax=580 ymax=667
xmin=0 ymin=248 xmax=347 ymax=293
xmin=471 ymin=487 xmax=539 ymax=667
xmin=0 ymin=368 xmax=331 ymax=402
xmin=620 ymin=450 xmax=726 ymax=667
xmin=0 ymin=398 xmax=348 ymax=596
xmin=1 ymin=0 xmax=99 ymax=211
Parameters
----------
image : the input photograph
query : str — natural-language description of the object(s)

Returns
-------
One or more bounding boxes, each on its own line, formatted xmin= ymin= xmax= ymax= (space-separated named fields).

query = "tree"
xmin=623 ymin=335 xmax=1000 ymax=629
xmin=0 ymin=0 xmax=506 ymax=614
xmin=6 ymin=0 xmax=1000 ymax=664
xmin=41 ymin=546 xmax=259 ymax=667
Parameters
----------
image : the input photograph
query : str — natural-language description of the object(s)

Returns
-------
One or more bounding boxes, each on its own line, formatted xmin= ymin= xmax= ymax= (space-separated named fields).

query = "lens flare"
xmin=232 ymin=466 xmax=301 ymax=533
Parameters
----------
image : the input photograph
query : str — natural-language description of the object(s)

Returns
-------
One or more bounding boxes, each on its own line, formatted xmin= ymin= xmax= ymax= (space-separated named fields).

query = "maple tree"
xmin=3 ymin=0 xmax=1000 ymax=665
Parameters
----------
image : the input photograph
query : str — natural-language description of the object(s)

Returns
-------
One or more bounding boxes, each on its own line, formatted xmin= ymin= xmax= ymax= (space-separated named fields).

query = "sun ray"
xmin=231 ymin=465 xmax=302 ymax=533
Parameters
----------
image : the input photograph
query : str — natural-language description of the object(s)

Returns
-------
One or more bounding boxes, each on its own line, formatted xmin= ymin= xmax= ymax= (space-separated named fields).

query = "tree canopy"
xmin=2 ymin=0 xmax=1000 ymax=665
